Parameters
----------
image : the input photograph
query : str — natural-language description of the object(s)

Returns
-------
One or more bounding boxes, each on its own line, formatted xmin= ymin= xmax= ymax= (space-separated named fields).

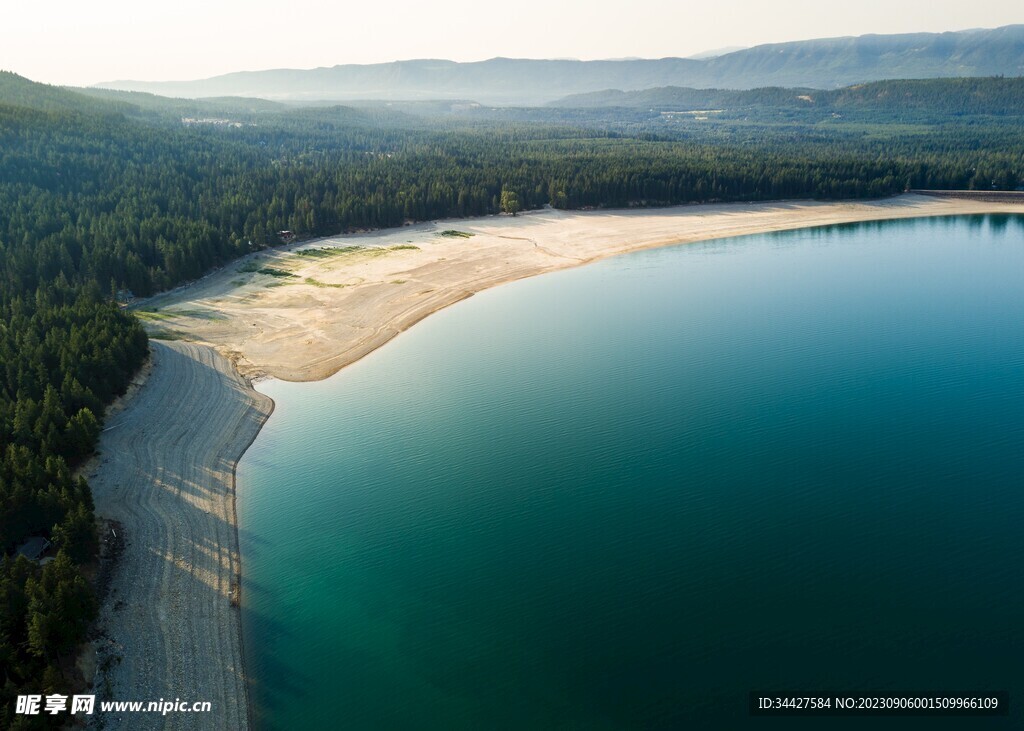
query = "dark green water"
xmin=238 ymin=215 xmax=1024 ymax=730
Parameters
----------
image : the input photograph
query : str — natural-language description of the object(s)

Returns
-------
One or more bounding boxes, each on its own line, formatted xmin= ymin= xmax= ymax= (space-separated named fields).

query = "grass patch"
xmin=293 ymin=245 xmax=401 ymax=262
xmin=238 ymin=261 xmax=261 ymax=272
xmin=258 ymin=267 xmax=295 ymax=278
xmin=135 ymin=310 xmax=174 ymax=321
xmin=389 ymin=244 xmax=420 ymax=251
xmin=295 ymin=246 xmax=362 ymax=258
xmin=174 ymin=309 xmax=226 ymax=321
xmin=390 ymin=280 xmax=407 ymax=285
xmin=148 ymin=329 xmax=186 ymax=341
xmin=437 ymin=230 xmax=473 ymax=238
xmin=304 ymin=277 xmax=348 ymax=288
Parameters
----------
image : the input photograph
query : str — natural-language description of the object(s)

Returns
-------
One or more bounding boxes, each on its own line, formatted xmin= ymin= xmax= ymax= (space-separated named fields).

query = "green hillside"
xmin=552 ymin=77 xmax=1024 ymax=122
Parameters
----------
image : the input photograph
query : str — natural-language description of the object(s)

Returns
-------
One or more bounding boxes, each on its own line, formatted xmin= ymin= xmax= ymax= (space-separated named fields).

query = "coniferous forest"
xmin=1 ymin=69 xmax=1023 ymax=726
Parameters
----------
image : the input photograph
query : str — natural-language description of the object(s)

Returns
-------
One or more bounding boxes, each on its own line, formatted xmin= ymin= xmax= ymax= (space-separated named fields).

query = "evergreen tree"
xmin=25 ymin=552 xmax=96 ymax=659
xmin=500 ymin=189 xmax=522 ymax=216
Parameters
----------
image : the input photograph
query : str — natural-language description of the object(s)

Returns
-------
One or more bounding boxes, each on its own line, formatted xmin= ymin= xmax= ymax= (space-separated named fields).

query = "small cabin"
xmin=277 ymin=230 xmax=296 ymax=244
xmin=15 ymin=537 xmax=51 ymax=562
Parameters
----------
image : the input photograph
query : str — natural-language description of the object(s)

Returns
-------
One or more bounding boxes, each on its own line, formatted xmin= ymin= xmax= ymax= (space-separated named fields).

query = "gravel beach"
xmin=88 ymin=342 xmax=272 ymax=730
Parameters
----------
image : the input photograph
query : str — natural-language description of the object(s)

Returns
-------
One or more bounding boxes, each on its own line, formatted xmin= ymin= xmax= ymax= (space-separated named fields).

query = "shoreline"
xmin=139 ymin=194 xmax=1024 ymax=383
xmin=94 ymin=195 xmax=1023 ymax=727
xmin=88 ymin=342 xmax=271 ymax=730
xmin=228 ymin=379 xmax=275 ymax=731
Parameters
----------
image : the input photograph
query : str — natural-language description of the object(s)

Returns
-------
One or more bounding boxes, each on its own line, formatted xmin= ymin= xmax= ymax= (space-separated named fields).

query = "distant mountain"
xmin=95 ymin=58 xmax=708 ymax=105
xmin=686 ymin=46 xmax=748 ymax=60
xmin=0 ymin=70 xmax=136 ymax=115
xmin=693 ymin=25 xmax=1024 ymax=89
xmin=76 ymin=87 xmax=288 ymax=116
xmin=0 ymin=71 xmax=293 ymax=123
xmin=551 ymin=77 xmax=1024 ymax=117
xmin=0 ymin=71 xmax=428 ymax=134
xmin=93 ymin=26 xmax=1024 ymax=104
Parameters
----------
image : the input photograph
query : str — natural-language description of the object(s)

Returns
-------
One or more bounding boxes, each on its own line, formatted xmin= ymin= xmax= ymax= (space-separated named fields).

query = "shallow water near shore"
xmin=238 ymin=215 xmax=1024 ymax=729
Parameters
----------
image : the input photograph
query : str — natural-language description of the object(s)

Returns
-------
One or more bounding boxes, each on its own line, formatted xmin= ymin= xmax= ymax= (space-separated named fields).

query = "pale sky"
xmin=4 ymin=0 xmax=1023 ymax=87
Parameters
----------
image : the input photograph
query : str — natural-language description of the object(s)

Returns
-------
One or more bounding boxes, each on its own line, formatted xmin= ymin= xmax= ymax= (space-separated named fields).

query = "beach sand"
xmin=88 ymin=342 xmax=272 ymax=730
xmin=90 ymin=194 xmax=1022 ymax=726
xmin=139 ymin=195 xmax=1024 ymax=382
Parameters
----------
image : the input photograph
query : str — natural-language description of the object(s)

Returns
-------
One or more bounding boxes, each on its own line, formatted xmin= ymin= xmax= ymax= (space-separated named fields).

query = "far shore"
xmin=138 ymin=194 xmax=1024 ymax=383
xmin=90 ymin=193 xmax=1023 ymax=727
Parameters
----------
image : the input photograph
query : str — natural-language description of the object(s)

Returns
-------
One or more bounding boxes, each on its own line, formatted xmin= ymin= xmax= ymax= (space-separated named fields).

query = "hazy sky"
xmin=5 ymin=0 xmax=1023 ymax=86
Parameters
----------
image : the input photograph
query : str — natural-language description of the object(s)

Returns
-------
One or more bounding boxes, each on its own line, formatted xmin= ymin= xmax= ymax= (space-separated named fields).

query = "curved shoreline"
xmin=140 ymin=194 xmax=1024 ymax=384
xmin=95 ymin=196 xmax=1023 ymax=728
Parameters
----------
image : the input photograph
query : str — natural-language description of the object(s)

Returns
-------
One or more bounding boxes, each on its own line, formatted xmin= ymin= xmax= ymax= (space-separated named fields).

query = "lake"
xmin=238 ymin=215 xmax=1024 ymax=729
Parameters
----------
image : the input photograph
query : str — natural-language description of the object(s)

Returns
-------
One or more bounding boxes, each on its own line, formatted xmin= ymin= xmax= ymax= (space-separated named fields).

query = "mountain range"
xmin=93 ymin=25 xmax=1024 ymax=104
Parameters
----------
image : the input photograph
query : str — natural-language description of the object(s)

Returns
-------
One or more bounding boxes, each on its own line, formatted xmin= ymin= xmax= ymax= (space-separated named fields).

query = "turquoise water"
xmin=238 ymin=215 xmax=1024 ymax=729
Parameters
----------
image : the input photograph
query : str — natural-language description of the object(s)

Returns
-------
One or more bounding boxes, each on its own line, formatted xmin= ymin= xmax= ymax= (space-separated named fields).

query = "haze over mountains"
xmin=93 ymin=25 xmax=1024 ymax=104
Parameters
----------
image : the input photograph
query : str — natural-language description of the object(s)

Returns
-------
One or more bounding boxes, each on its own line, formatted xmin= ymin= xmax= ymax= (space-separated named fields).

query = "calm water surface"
xmin=238 ymin=215 xmax=1024 ymax=729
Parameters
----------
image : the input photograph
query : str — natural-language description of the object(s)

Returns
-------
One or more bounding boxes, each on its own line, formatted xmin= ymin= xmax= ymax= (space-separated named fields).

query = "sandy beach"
xmin=139 ymin=194 xmax=1024 ymax=382
xmin=88 ymin=194 xmax=1022 ymax=726
xmin=88 ymin=342 xmax=272 ymax=730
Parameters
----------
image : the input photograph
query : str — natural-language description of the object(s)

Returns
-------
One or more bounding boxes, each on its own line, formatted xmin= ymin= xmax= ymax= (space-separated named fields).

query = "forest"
xmin=551 ymin=76 xmax=1024 ymax=117
xmin=1 ymin=69 xmax=1023 ymax=726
